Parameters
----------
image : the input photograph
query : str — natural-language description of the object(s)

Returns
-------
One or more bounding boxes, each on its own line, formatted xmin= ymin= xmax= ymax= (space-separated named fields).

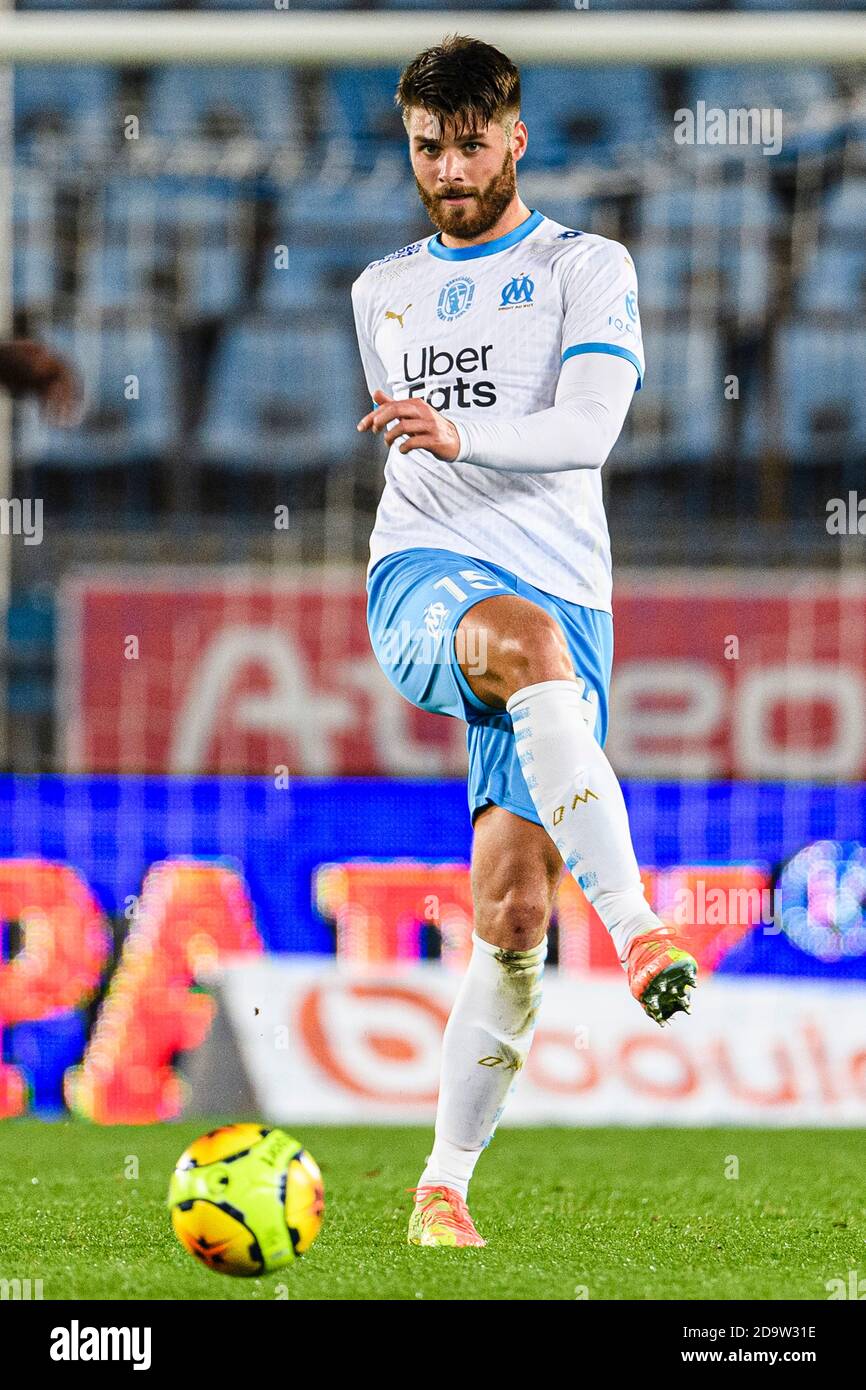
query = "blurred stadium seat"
xmin=519 ymin=67 xmax=665 ymax=167
xmin=15 ymin=66 xmax=119 ymax=150
xmin=200 ymin=0 xmax=356 ymax=6
xmin=148 ymin=66 xmax=298 ymax=143
xmin=382 ymin=0 xmax=531 ymax=8
xmin=196 ymin=316 xmax=360 ymax=469
xmin=738 ymin=0 xmax=864 ymax=8
xmin=796 ymin=177 xmax=866 ymax=318
xmin=685 ymin=65 xmax=836 ymax=126
xmin=322 ymin=68 xmax=408 ymax=167
xmin=555 ymin=0 xmax=706 ymax=7
xmin=798 ymin=246 xmax=866 ymax=316
xmin=18 ymin=0 xmax=169 ymax=7
xmin=622 ymin=325 xmax=724 ymax=463
xmin=636 ymin=182 xmax=776 ymax=322
xmin=13 ymin=168 xmax=55 ymax=309
xmin=775 ymin=324 xmax=866 ymax=462
xmin=6 ymin=589 xmax=54 ymax=720
xmin=79 ymin=177 xmax=255 ymax=320
xmin=258 ymin=242 xmax=338 ymax=313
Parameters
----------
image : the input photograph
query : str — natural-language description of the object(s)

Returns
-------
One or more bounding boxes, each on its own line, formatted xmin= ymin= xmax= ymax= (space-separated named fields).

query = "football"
xmin=167 ymin=1124 xmax=324 ymax=1277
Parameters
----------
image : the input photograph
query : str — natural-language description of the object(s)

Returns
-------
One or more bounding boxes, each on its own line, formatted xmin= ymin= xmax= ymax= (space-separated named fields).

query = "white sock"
xmin=417 ymin=931 xmax=547 ymax=1200
xmin=506 ymin=678 xmax=659 ymax=965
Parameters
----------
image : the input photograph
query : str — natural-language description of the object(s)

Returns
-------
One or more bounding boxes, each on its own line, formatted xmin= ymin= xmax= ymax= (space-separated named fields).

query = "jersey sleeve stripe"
xmin=562 ymin=342 xmax=643 ymax=390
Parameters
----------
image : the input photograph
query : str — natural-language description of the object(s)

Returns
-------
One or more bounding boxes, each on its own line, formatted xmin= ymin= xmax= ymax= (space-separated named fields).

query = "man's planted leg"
xmin=408 ymin=807 xmax=558 ymax=1247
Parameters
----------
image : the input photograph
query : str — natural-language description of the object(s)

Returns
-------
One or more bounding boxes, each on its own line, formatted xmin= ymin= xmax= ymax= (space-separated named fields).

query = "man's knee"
xmin=458 ymin=597 xmax=574 ymax=707
xmin=474 ymin=882 xmax=553 ymax=950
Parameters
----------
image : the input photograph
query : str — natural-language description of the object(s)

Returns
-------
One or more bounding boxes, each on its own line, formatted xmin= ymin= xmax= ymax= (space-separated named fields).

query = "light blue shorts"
xmin=366 ymin=547 xmax=614 ymax=825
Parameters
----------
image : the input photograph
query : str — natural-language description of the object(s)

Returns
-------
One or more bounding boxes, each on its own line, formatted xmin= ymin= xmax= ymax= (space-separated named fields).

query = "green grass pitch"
xmin=0 ymin=1120 xmax=862 ymax=1300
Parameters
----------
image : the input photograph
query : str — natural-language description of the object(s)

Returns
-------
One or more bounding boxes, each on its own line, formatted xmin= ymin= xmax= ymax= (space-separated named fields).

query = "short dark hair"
xmin=395 ymin=34 xmax=521 ymax=140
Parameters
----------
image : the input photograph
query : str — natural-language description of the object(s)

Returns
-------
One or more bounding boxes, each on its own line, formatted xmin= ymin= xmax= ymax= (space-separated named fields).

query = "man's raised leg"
xmin=456 ymin=595 xmax=697 ymax=1025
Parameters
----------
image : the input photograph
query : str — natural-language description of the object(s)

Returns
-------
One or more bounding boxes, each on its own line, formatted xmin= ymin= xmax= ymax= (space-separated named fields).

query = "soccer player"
xmin=353 ymin=35 xmax=697 ymax=1249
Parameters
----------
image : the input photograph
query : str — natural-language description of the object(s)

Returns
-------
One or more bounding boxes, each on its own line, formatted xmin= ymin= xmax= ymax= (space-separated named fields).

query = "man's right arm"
xmin=351 ymin=278 xmax=390 ymax=405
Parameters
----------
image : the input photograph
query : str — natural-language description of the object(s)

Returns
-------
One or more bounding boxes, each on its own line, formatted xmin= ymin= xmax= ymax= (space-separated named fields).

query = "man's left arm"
xmin=449 ymin=347 xmax=638 ymax=472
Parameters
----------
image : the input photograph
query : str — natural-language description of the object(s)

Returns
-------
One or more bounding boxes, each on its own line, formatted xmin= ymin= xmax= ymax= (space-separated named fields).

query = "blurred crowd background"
xmin=5 ymin=0 xmax=866 ymax=771
xmin=1 ymin=3 xmax=865 ymax=1130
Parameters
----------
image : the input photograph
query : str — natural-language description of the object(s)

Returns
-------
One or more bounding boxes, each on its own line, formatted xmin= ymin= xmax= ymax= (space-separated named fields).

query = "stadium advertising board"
xmin=189 ymin=960 xmax=866 ymax=1127
xmin=60 ymin=568 xmax=866 ymax=780
xmin=2 ymin=776 xmax=866 ymax=1122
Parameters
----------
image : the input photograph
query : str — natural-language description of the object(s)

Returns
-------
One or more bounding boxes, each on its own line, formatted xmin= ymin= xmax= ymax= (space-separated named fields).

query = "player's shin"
xmin=506 ymin=678 xmax=659 ymax=963
xmin=416 ymin=931 xmax=546 ymax=1200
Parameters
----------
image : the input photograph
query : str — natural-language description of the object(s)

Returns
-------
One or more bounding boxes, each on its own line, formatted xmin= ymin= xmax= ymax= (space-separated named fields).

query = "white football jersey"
xmin=351 ymin=209 xmax=644 ymax=611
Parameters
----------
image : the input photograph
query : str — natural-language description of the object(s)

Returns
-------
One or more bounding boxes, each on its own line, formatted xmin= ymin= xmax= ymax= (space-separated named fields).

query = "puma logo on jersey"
xmin=385 ymin=303 xmax=412 ymax=328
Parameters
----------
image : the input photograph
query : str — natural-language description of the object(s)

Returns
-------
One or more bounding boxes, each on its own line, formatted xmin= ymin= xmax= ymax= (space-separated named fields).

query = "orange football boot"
xmin=407 ymin=1185 xmax=487 ymax=1248
xmin=626 ymin=924 xmax=697 ymax=1025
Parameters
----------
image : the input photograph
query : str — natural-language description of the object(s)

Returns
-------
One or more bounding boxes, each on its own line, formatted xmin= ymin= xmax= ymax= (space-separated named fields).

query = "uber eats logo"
xmin=403 ymin=343 xmax=496 ymax=410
